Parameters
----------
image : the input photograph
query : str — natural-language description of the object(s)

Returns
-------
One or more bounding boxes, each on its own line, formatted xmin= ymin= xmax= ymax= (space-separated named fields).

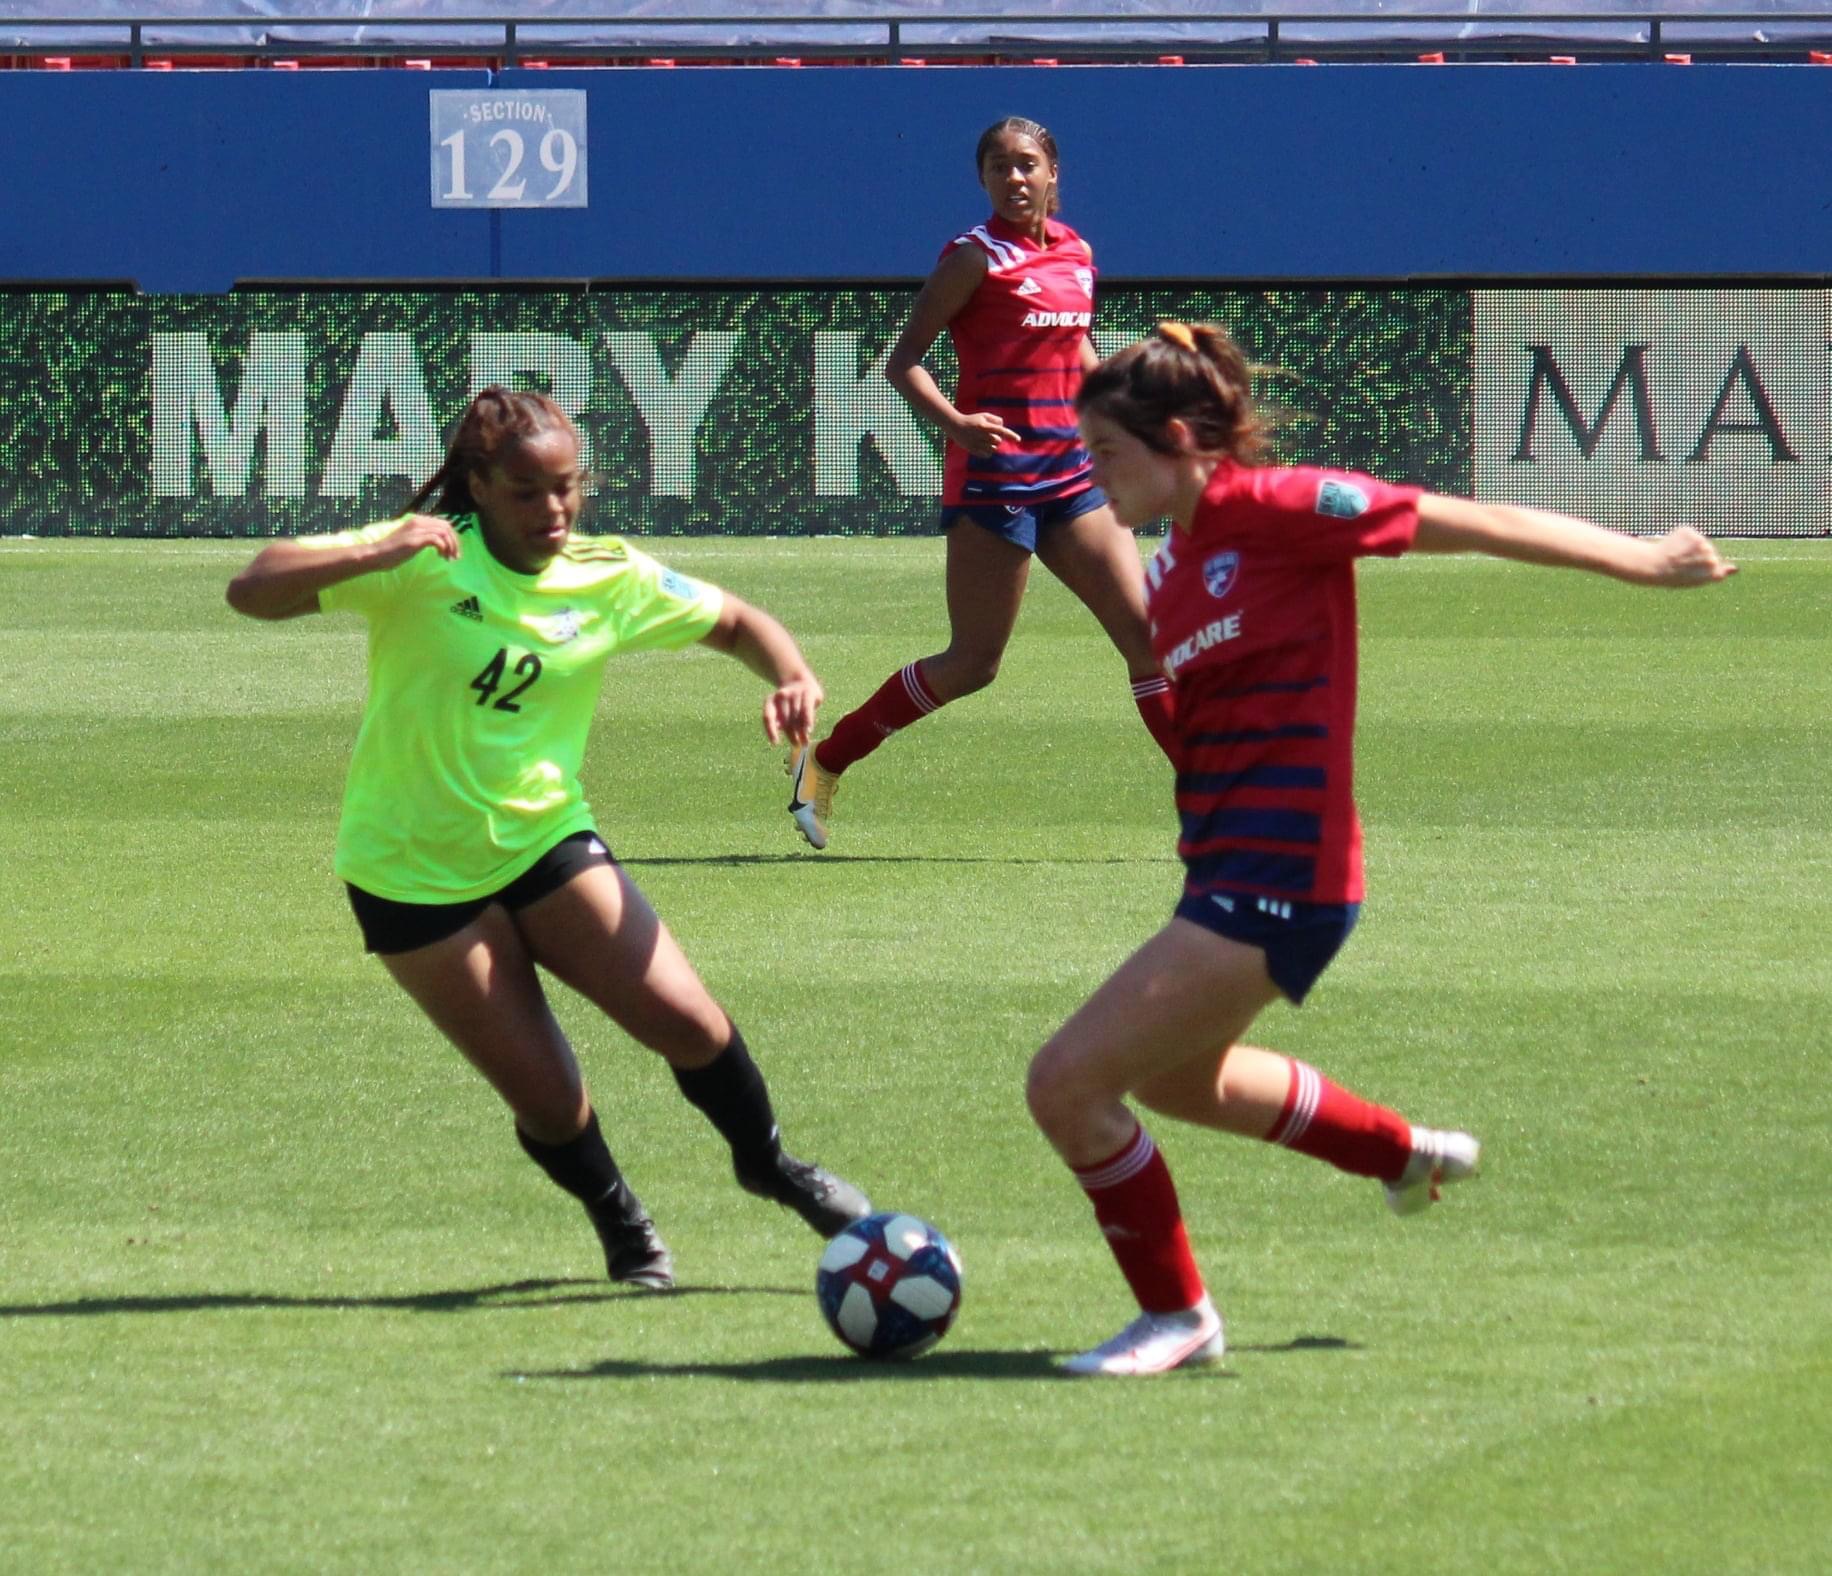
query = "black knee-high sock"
xmin=671 ymin=1027 xmax=780 ymax=1175
xmin=516 ymin=1108 xmax=626 ymax=1213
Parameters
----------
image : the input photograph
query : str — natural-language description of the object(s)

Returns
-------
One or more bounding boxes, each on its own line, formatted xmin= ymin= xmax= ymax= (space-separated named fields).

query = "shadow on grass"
xmin=513 ymin=1332 xmax=1359 ymax=1383
xmin=1233 ymin=1334 xmax=1361 ymax=1354
xmin=0 ymin=1278 xmax=807 ymax=1319
xmin=622 ymin=854 xmax=1148 ymax=869
xmin=510 ymin=1348 xmax=1087 ymax=1383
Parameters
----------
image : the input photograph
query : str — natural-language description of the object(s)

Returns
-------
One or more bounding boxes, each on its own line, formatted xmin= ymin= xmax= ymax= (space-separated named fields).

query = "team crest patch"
xmin=542 ymin=607 xmax=583 ymax=644
xmin=1074 ymin=266 xmax=1094 ymax=299
xmin=1202 ymin=550 xmax=1240 ymax=600
xmin=1316 ymin=478 xmax=1370 ymax=519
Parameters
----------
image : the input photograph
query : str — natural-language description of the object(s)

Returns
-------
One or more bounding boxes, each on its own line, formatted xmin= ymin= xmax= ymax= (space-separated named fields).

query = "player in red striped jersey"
xmin=1028 ymin=321 xmax=1736 ymax=1376
xmin=784 ymin=117 xmax=1174 ymax=849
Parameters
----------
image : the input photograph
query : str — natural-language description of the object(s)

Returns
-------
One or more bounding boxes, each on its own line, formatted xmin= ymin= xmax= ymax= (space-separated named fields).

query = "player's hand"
xmin=1639 ymin=526 xmax=1737 ymax=587
xmin=949 ymin=411 xmax=1024 ymax=456
xmin=762 ymin=675 xmax=824 ymax=748
xmin=369 ymin=514 xmax=462 ymax=569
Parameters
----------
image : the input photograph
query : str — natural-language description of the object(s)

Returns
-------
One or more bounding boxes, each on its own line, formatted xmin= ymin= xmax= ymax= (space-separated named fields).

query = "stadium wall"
xmin=2 ymin=65 xmax=1831 ymax=286
xmin=3 ymin=65 xmax=1827 ymax=536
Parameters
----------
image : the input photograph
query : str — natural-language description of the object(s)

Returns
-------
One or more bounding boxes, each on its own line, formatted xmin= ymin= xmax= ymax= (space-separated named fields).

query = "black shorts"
xmin=345 ymin=830 xmax=616 ymax=956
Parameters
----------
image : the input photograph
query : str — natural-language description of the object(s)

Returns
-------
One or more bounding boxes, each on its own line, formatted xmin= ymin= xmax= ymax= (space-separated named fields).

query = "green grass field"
xmin=3 ymin=535 xmax=1828 ymax=1573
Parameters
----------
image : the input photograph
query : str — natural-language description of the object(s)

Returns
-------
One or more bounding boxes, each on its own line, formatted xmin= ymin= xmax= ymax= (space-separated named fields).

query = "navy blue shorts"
xmin=939 ymin=485 xmax=1109 ymax=554
xmin=1173 ymin=886 xmax=1360 ymax=1004
xmin=345 ymin=830 xmax=615 ymax=956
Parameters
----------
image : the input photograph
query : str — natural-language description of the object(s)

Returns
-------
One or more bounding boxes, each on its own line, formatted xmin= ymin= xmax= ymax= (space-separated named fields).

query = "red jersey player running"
xmin=1029 ymin=321 xmax=1736 ymax=1376
xmin=785 ymin=116 xmax=1174 ymax=848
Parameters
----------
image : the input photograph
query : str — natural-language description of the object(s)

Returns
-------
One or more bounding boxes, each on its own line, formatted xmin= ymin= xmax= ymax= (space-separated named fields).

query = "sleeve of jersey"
xmin=608 ymin=546 xmax=726 ymax=654
xmin=1243 ymin=468 xmax=1421 ymax=564
xmin=308 ymin=519 xmax=417 ymax=618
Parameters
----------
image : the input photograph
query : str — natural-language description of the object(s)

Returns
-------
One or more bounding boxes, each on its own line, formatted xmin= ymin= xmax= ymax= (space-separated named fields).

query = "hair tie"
xmin=1156 ymin=321 xmax=1196 ymax=352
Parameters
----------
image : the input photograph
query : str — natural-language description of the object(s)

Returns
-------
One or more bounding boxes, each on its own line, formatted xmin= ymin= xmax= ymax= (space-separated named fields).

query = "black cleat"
xmin=586 ymin=1183 xmax=675 ymax=1290
xmin=735 ymin=1151 xmax=872 ymax=1238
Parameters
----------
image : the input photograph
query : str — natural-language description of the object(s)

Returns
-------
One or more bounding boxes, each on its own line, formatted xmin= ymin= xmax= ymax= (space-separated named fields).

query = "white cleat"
xmin=1384 ymin=1126 xmax=1481 ymax=1217
xmin=1061 ymin=1295 xmax=1225 ymax=1377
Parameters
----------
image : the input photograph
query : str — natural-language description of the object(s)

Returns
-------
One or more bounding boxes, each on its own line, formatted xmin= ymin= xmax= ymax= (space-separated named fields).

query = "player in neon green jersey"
xmin=227 ymin=387 xmax=870 ymax=1289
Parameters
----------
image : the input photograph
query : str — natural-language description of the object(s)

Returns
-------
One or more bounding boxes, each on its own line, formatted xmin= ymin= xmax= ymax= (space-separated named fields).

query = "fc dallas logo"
xmin=1202 ymin=550 xmax=1240 ymax=600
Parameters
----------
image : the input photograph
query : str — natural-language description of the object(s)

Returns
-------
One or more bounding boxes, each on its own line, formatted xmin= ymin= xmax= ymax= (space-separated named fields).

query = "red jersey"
xmin=940 ymin=214 xmax=1097 ymax=508
xmin=1146 ymin=462 xmax=1420 ymax=905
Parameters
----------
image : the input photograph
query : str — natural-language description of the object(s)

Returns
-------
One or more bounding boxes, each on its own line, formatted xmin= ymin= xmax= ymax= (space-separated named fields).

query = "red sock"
xmin=1131 ymin=674 xmax=1178 ymax=765
xmin=815 ymin=661 xmax=941 ymax=774
xmin=1264 ymin=1059 xmax=1413 ymax=1182
xmin=1071 ymin=1123 xmax=1206 ymax=1314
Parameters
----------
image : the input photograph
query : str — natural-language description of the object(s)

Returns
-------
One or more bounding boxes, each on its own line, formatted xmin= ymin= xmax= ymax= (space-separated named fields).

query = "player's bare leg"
xmin=1029 ymin=921 xmax=1277 ymax=1166
xmin=379 ymin=907 xmax=672 ymax=1287
xmin=921 ymin=521 xmax=1032 ymax=701
xmin=514 ymin=860 xmax=726 ymax=1071
xmin=1130 ymin=1000 xmax=1480 ymax=1214
xmin=518 ymin=864 xmax=870 ymax=1236
xmin=792 ymin=524 xmax=1030 ymax=847
xmin=1027 ymin=921 xmax=1274 ymax=1374
xmin=1036 ymin=504 xmax=1176 ymax=760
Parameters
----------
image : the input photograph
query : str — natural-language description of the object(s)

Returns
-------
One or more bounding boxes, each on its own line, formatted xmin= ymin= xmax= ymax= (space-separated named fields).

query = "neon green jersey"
xmin=309 ymin=517 xmax=723 ymax=902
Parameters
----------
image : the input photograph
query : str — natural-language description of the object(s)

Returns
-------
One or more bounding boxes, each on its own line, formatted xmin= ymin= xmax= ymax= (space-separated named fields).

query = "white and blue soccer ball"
xmin=816 ymin=1212 xmax=963 ymax=1360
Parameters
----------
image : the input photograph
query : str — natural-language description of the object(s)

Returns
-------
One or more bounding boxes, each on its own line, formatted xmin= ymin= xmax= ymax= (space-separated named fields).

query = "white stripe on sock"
xmin=900 ymin=662 xmax=939 ymax=714
xmin=1076 ymin=1125 xmax=1156 ymax=1192
xmin=1273 ymin=1061 xmax=1322 ymax=1147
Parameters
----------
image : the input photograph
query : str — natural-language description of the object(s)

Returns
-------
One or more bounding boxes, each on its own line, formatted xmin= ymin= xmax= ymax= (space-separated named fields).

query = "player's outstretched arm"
xmin=699 ymin=594 xmax=824 ymax=747
xmin=226 ymin=514 xmax=462 ymax=620
xmin=1412 ymin=495 xmax=1737 ymax=588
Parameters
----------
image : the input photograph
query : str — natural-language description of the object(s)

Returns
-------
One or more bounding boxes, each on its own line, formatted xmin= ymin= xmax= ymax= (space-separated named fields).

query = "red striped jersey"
xmin=940 ymin=214 xmax=1097 ymax=507
xmin=1145 ymin=461 xmax=1421 ymax=905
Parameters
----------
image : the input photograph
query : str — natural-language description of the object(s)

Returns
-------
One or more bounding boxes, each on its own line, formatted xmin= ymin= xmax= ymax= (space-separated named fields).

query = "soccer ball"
xmin=815 ymin=1212 xmax=963 ymax=1360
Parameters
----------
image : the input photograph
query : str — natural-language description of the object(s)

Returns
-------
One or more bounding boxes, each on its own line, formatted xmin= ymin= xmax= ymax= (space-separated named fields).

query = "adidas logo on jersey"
xmin=450 ymin=595 xmax=483 ymax=622
xmin=1020 ymin=310 xmax=1093 ymax=328
xmin=1015 ymin=276 xmax=1043 ymax=297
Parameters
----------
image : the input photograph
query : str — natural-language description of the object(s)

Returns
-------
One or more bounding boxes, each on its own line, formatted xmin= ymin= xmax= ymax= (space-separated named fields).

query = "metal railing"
xmin=7 ymin=10 xmax=1832 ymax=67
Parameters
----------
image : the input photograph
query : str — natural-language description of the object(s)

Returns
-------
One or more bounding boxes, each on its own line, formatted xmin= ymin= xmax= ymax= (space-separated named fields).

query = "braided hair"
xmin=408 ymin=386 xmax=576 ymax=516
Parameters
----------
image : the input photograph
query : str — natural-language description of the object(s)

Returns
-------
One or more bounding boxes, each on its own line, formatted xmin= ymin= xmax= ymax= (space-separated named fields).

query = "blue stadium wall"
xmin=4 ymin=63 xmax=1831 ymax=287
xmin=5 ymin=65 xmax=1828 ymax=538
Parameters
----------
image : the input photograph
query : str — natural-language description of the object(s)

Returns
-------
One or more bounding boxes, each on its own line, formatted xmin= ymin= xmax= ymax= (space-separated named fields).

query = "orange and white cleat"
xmin=1384 ymin=1126 xmax=1481 ymax=1217
xmin=785 ymin=742 xmax=837 ymax=850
